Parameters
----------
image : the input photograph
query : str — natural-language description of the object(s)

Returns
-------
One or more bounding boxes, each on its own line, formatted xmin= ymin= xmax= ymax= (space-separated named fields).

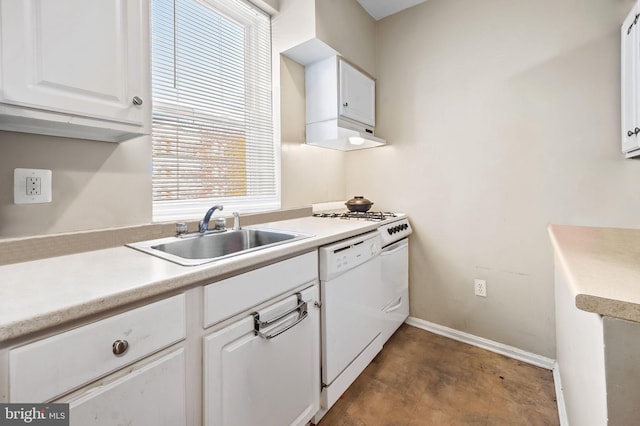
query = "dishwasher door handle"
xmin=253 ymin=293 xmax=308 ymax=340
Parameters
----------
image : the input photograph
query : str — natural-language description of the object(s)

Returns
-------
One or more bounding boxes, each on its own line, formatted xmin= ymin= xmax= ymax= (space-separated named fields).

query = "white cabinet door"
xmin=339 ymin=59 xmax=375 ymax=126
xmin=0 ymin=0 xmax=149 ymax=141
xmin=622 ymin=3 xmax=640 ymax=156
xmin=68 ymin=349 xmax=187 ymax=426
xmin=203 ymin=285 xmax=320 ymax=426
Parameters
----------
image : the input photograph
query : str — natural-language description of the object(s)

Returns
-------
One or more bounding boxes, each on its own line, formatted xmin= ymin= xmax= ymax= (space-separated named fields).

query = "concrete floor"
xmin=318 ymin=324 xmax=559 ymax=426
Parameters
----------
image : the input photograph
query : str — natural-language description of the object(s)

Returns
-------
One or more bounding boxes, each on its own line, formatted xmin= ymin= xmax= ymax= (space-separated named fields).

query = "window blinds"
xmin=151 ymin=0 xmax=277 ymax=221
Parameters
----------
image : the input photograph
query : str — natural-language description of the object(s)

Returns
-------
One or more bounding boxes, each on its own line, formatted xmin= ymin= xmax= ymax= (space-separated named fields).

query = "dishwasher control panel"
xmin=318 ymin=231 xmax=381 ymax=281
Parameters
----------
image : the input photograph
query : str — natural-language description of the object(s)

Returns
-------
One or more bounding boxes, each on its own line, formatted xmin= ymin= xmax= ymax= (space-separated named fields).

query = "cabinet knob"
xmin=343 ymin=102 xmax=348 ymax=107
xmin=132 ymin=96 xmax=143 ymax=106
xmin=112 ymin=339 xmax=129 ymax=356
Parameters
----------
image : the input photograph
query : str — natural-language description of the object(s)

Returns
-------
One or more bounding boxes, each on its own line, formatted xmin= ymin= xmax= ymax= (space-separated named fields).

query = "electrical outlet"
xmin=26 ymin=177 xmax=41 ymax=196
xmin=14 ymin=168 xmax=52 ymax=204
xmin=474 ymin=279 xmax=487 ymax=297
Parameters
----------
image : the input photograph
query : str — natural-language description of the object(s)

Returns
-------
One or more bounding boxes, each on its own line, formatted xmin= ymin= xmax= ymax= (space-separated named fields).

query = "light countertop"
xmin=548 ymin=224 xmax=640 ymax=323
xmin=0 ymin=216 xmax=386 ymax=344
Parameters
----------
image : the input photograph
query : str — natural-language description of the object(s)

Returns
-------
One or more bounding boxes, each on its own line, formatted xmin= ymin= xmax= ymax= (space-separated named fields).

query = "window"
xmin=151 ymin=0 xmax=278 ymax=221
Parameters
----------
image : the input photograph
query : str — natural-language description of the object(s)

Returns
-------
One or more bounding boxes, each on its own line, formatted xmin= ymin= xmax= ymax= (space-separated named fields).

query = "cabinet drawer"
xmin=68 ymin=349 xmax=186 ymax=426
xmin=9 ymin=294 xmax=186 ymax=402
xmin=204 ymin=251 xmax=317 ymax=328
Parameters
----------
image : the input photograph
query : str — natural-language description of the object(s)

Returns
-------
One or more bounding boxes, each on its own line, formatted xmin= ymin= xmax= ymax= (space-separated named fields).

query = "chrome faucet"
xmin=199 ymin=205 xmax=224 ymax=233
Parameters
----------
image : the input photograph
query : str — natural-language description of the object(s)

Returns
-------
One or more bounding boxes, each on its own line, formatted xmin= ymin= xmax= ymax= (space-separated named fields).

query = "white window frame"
xmin=151 ymin=0 xmax=281 ymax=222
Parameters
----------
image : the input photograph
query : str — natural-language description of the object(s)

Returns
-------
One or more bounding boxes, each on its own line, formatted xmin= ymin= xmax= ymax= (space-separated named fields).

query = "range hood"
xmin=306 ymin=118 xmax=386 ymax=151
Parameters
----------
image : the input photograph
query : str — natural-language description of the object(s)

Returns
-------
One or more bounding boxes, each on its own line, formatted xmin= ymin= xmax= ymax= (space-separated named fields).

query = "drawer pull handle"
xmin=112 ymin=339 xmax=129 ymax=356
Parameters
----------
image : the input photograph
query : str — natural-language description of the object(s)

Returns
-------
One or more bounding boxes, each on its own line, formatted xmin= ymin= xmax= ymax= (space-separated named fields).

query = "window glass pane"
xmin=151 ymin=0 xmax=278 ymax=221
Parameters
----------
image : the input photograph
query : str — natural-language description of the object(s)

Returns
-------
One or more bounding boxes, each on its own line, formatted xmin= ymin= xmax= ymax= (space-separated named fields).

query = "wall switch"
xmin=14 ymin=168 xmax=52 ymax=204
xmin=474 ymin=279 xmax=487 ymax=297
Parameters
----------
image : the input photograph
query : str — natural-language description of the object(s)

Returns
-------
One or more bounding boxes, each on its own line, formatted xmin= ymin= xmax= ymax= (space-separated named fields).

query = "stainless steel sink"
xmin=127 ymin=228 xmax=312 ymax=266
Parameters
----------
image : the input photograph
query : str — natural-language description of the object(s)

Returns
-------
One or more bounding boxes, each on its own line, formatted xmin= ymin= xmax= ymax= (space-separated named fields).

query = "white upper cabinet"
xmin=622 ymin=2 xmax=640 ymax=158
xmin=305 ymin=56 xmax=385 ymax=150
xmin=306 ymin=57 xmax=376 ymax=127
xmin=339 ymin=60 xmax=375 ymax=127
xmin=0 ymin=0 xmax=150 ymax=142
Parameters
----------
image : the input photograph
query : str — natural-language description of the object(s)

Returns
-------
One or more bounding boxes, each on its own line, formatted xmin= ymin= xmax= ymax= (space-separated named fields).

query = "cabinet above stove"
xmin=305 ymin=56 xmax=386 ymax=151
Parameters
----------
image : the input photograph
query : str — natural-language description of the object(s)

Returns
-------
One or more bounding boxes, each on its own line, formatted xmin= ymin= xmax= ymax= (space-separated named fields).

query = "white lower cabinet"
xmin=9 ymin=294 xmax=186 ymax=403
xmin=3 ymin=251 xmax=323 ymax=425
xmin=203 ymin=285 xmax=320 ymax=426
xmin=67 ymin=349 xmax=186 ymax=426
xmin=5 ymin=294 xmax=187 ymax=425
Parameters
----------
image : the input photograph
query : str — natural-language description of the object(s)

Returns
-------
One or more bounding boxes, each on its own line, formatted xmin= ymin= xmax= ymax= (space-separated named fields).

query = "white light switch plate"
xmin=14 ymin=168 xmax=52 ymax=204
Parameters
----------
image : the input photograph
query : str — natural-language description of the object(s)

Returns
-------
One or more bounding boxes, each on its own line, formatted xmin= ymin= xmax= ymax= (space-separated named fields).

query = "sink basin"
xmin=127 ymin=228 xmax=312 ymax=266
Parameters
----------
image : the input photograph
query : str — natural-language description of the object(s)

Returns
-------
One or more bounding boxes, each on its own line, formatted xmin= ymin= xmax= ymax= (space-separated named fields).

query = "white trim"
xmin=553 ymin=362 xmax=570 ymax=426
xmin=405 ymin=317 xmax=555 ymax=370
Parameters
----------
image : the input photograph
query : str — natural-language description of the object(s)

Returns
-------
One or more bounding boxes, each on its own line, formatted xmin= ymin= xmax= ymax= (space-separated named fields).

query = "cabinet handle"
xmin=132 ymin=96 xmax=143 ymax=106
xmin=253 ymin=293 xmax=308 ymax=340
xmin=343 ymin=102 xmax=348 ymax=107
xmin=112 ymin=339 xmax=129 ymax=356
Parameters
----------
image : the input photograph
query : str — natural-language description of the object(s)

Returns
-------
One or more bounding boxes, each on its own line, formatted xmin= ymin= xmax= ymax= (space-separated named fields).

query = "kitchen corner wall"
xmin=345 ymin=0 xmax=640 ymax=358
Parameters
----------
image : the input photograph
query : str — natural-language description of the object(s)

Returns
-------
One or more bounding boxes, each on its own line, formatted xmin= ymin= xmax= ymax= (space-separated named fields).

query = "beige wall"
xmin=344 ymin=0 xmax=639 ymax=357
xmin=315 ymin=0 xmax=376 ymax=74
xmin=0 ymin=131 xmax=152 ymax=238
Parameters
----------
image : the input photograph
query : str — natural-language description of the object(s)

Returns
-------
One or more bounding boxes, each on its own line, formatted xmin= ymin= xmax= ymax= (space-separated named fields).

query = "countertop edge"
xmin=548 ymin=223 xmax=640 ymax=324
xmin=576 ymin=294 xmax=640 ymax=323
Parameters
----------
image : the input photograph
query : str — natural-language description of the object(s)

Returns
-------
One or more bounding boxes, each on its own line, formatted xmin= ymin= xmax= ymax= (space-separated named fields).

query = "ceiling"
xmin=356 ymin=0 xmax=427 ymax=20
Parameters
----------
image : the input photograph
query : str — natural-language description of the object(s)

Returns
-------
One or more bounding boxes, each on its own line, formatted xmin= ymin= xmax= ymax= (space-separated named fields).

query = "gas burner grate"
xmin=312 ymin=211 xmax=397 ymax=221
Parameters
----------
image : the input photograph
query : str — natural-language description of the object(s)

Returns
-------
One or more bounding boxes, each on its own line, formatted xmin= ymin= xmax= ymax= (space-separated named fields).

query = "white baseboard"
xmin=405 ymin=317 xmax=555 ymax=370
xmin=553 ymin=362 xmax=569 ymax=426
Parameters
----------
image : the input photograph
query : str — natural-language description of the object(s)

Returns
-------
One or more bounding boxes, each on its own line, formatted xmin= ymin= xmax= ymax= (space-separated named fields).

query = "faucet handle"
xmin=175 ymin=222 xmax=188 ymax=236
xmin=233 ymin=212 xmax=241 ymax=231
xmin=214 ymin=217 xmax=226 ymax=230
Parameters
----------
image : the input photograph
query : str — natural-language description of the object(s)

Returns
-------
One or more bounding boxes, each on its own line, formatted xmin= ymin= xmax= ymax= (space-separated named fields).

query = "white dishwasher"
xmin=316 ymin=231 xmax=384 ymax=419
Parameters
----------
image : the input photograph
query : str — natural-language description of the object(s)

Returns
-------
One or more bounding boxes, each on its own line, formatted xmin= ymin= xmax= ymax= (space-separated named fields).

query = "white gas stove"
xmin=312 ymin=205 xmax=412 ymax=247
